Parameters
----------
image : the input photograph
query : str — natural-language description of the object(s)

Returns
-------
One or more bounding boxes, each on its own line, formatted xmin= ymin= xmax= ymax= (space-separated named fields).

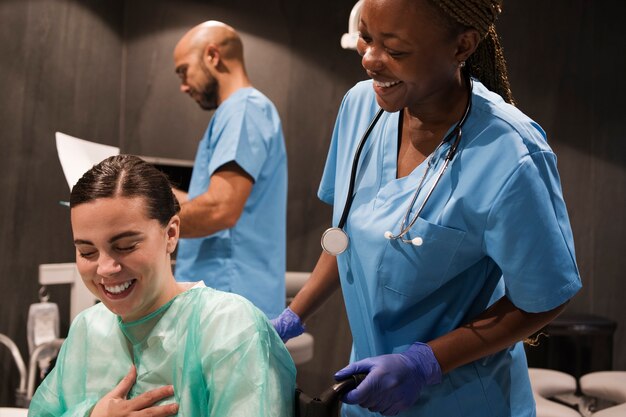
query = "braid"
xmin=429 ymin=0 xmax=515 ymax=105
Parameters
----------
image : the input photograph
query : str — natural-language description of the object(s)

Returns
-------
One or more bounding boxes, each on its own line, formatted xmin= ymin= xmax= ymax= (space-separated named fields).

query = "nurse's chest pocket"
xmin=377 ymin=218 xmax=466 ymax=298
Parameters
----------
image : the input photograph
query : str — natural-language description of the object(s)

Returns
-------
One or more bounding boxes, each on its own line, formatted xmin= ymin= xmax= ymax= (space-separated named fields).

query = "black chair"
xmin=295 ymin=374 xmax=365 ymax=417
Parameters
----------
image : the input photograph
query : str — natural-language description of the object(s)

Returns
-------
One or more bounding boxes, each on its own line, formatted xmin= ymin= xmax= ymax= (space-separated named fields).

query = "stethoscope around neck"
xmin=321 ymin=78 xmax=473 ymax=256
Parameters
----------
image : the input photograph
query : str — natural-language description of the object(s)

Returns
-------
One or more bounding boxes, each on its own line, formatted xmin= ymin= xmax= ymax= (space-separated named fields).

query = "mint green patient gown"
xmin=28 ymin=286 xmax=296 ymax=417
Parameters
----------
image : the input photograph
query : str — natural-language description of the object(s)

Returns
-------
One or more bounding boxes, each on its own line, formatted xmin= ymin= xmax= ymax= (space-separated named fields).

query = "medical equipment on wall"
xmin=38 ymin=263 xmax=99 ymax=321
xmin=26 ymin=287 xmax=60 ymax=378
xmin=321 ymin=78 xmax=473 ymax=256
xmin=340 ymin=0 xmax=363 ymax=50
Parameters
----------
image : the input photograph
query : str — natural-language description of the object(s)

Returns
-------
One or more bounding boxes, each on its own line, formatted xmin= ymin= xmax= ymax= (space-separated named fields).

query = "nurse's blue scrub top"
xmin=175 ymin=87 xmax=287 ymax=319
xmin=318 ymin=80 xmax=581 ymax=417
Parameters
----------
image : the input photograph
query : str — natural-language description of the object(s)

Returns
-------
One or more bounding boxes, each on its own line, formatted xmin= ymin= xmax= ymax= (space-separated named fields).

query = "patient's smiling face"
xmin=71 ymin=196 xmax=180 ymax=322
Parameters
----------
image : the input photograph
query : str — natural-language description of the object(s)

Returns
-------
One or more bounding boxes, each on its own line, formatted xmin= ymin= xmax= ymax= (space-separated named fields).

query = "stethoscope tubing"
xmin=392 ymin=82 xmax=472 ymax=240
xmin=393 ymin=130 xmax=461 ymax=241
xmin=323 ymin=75 xmax=473 ymax=255
xmin=337 ymin=107 xmax=385 ymax=229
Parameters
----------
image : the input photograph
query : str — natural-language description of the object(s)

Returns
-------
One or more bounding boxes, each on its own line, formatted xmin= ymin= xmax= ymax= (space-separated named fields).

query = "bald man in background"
xmin=172 ymin=21 xmax=287 ymax=318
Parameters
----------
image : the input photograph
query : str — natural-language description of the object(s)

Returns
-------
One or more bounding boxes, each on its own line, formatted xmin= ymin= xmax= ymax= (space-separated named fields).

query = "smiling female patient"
xmin=28 ymin=154 xmax=295 ymax=417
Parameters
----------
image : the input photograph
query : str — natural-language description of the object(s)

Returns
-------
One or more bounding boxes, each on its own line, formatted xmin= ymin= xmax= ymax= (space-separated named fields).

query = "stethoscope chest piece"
xmin=321 ymin=227 xmax=349 ymax=255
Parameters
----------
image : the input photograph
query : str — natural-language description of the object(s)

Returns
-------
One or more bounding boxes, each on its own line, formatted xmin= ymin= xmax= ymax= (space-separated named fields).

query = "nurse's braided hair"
xmin=428 ymin=0 xmax=515 ymax=105
xmin=70 ymin=154 xmax=180 ymax=226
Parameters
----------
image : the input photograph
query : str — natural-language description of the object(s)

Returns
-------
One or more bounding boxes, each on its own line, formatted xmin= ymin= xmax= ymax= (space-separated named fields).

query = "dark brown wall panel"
xmin=0 ymin=0 xmax=123 ymax=406
xmin=498 ymin=1 xmax=626 ymax=371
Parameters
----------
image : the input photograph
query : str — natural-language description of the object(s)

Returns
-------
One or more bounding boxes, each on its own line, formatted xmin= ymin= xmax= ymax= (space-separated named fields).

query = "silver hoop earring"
xmin=459 ymin=61 xmax=466 ymax=68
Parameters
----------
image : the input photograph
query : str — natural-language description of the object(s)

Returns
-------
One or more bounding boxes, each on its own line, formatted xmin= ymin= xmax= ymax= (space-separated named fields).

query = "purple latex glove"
xmin=271 ymin=306 xmax=305 ymax=342
xmin=334 ymin=342 xmax=442 ymax=416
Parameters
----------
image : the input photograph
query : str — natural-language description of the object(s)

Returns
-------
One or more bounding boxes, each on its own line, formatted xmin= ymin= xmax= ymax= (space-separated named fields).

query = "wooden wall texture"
xmin=1 ymin=0 xmax=624 ymax=408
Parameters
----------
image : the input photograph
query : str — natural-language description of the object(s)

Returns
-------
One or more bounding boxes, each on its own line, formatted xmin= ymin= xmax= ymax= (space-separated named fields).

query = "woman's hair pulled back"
xmin=428 ymin=0 xmax=515 ymax=104
xmin=70 ymin=154 xmax=180 ymax=226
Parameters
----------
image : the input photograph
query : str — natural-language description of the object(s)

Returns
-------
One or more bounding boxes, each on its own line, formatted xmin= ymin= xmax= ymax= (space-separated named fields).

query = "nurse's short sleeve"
xmin=318 ymin=94 xmax=351 ymax=206
xmin=318 ymin=127 xmax=339 ymax=205
xmin=484 ymin=151 xmax=581 ymax=312
xmin=208 ymin=103 xmax=270 ymax=182
xmin=319 ymin=81 xmax=381 ymax=207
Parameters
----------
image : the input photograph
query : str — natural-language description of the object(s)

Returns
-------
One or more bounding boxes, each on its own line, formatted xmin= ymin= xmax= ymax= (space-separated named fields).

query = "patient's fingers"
xmin=126 ymin=385 xmax=176 ymax=411
xmin=99 ymin=385 xmax=178 ymax=416
xmin=134 ymin=402 xmax=179 ymax=416
xmin=90 ymin=366 xmax=178 ymax=417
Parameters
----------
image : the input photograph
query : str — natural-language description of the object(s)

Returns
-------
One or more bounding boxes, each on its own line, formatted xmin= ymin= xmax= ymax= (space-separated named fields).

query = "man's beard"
xmin=196 ymin=81 xmax=218 ymax=111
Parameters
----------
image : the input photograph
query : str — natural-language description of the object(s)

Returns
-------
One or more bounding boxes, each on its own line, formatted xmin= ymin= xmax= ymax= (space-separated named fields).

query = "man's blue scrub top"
xmin=318 ymin=80 xmax=581 ymax=417
xmin=175 ymin=88 xmax=287 ymax=319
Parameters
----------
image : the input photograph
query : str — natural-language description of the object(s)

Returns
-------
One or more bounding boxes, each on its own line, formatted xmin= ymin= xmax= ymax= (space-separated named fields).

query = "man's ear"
xmin=204 ymin=44 xmax=220 ymax=68
xmin=455 ymin=28 xmax=481 ymax=64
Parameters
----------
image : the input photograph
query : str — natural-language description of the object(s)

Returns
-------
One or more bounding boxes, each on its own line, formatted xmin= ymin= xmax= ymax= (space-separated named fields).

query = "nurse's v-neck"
xmin=375 ymin=110 xmax=453 ymax=203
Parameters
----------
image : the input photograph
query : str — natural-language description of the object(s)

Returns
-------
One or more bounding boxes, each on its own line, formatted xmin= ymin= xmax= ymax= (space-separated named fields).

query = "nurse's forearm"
xmin=428 ymin=296 xmax=568 ymax=374
xmin=289 ymin=251 xmax=341 ymax=322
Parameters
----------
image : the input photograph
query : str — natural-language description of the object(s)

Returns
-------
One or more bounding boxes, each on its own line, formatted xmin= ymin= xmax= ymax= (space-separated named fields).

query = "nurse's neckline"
xmin=400 ymin=77 xmax=472 ymax=146
xmin=404 ymin=108 xmax=452 ymax=148
xmin=397 ymin=109 xmax=453 ymax=178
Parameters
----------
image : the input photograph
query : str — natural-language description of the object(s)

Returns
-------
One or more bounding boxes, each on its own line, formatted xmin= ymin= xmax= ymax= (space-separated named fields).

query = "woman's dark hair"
xmin=428 ymin=0 xmax=515 ymax=105
xmin=70 ymin=154 xmax=180 ymax=226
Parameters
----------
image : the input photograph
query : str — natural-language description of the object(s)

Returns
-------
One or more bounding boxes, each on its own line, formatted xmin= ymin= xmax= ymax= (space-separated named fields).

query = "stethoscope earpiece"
xmin=385 ymin=232 xmax=424 ymax=246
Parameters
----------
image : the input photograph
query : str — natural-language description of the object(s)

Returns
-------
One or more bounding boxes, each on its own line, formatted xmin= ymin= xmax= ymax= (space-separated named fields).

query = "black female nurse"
xmin=273 ymin=0 xmax=581 ymax=416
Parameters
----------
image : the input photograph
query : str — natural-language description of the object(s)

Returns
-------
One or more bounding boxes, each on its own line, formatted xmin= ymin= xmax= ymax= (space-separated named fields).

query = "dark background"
xmin=1 ymin=0 xmax=624 ymax=408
